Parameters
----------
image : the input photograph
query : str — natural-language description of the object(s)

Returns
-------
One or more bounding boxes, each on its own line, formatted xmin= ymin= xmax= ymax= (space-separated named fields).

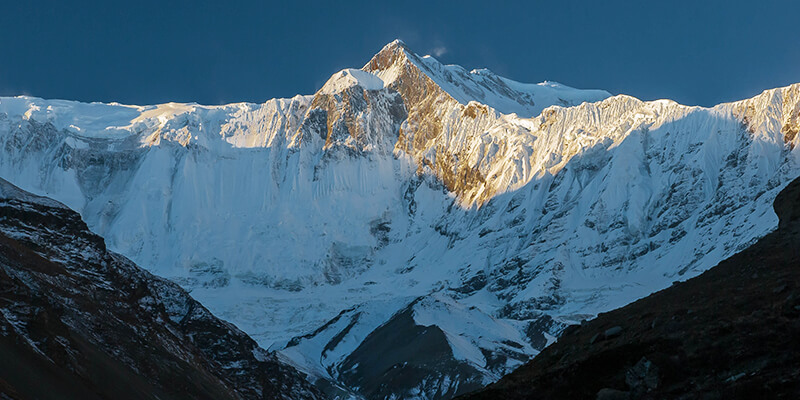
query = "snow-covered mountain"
xmin=1 ymin=39 xmax=799 ymax=399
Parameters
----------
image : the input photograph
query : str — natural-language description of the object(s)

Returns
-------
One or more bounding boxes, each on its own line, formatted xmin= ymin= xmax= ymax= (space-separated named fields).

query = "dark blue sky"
xmin=2 ymin=1 xmax=798 ymax=107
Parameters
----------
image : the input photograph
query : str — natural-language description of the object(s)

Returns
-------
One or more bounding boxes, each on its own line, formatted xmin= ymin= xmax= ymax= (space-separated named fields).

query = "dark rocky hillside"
xmin=460 ymin=177 xmax=800 ymax=399
xmin=0 ymin=178 xmax=323 ymax=400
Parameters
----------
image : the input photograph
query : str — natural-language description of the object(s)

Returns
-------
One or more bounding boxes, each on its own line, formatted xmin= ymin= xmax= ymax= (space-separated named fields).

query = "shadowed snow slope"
xmin=1 ymin=40 xmax=799 ymax=399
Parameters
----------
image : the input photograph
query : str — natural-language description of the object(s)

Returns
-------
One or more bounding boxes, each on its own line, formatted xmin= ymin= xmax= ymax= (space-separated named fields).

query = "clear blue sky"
xmin=2 ymin=0 xmax=798 ymax=107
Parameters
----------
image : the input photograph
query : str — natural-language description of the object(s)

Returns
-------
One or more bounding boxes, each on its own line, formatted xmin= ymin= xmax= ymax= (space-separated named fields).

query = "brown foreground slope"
xmin=0 ymin=178 xmax=323 ymax=400
xmin=461 ymin=176 xmax=800 ymax=399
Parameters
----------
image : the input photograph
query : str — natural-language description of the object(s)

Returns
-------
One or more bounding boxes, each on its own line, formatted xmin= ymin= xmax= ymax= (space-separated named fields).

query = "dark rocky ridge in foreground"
xmin=460 ymin=176 xmax=800 ymax=399
xmin=0 ymin=178 xmax=323 ymax=400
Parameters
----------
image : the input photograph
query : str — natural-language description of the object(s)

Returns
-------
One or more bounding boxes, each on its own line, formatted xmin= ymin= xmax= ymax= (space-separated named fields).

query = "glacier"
xmin=1 ymin=39 xmax=799 ymax=399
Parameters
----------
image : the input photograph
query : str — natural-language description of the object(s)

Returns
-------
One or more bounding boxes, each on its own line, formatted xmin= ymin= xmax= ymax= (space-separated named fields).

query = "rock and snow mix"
xmin=1 ymin=40 xmax=799 ymax=399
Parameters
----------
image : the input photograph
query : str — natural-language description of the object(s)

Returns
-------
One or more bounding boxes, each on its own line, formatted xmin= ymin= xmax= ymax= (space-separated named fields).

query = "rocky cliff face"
xmin=0 ymin=178 xmax=322 ymax=400
xmin=0 ymin=40 xmax=799 ymax=399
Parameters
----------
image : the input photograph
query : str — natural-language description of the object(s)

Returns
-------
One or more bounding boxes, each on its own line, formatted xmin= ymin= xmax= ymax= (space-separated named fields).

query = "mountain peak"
xmin=382 ymin=38 xmax=410 ymax=54
xmin=387 ymin=38 xmax=407 ymax=48
xmin=363 ymin=39 xmax=414 ymax=82
xmin=363 ymin=40 xmax=610 ymax=118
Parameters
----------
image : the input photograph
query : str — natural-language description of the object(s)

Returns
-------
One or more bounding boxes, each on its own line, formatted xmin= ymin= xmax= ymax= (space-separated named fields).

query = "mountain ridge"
xmin=364 ymin=39 xmax=611 ymax=119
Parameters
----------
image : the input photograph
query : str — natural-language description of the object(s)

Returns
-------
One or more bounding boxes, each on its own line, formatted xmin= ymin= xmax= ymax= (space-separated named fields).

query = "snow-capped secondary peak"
xmin=318 ymin=68 xmax=385 ymax=95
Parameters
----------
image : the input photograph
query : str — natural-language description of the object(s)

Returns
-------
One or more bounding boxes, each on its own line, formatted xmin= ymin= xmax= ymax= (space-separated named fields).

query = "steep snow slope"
xmin=1 ymin=40 xmax=799 ymax=399
xmin=460 ymin=176 xmax=800 ymax=399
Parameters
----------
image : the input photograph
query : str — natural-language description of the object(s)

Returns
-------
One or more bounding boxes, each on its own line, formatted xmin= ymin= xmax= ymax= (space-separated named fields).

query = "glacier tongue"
xmin=1 ymin=41 xmax=800 ymax=399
